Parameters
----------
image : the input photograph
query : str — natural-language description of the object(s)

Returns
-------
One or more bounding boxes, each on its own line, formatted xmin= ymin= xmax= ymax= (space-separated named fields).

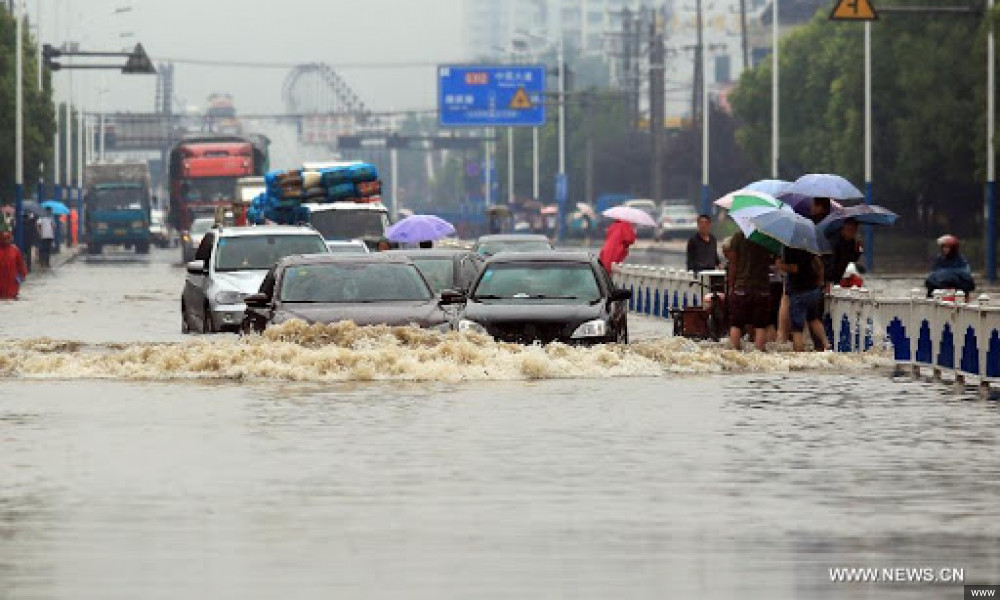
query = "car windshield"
xmin=310 ymin=210 xmax=388 ymax=240
xmin=473 ymin=262 xmax=601 ymax=302
xmin=327 ymin=243 xmax=367 ymax=254
xmin=190 ymin=219 xmax=215 ymax=235
xmin=476 ymin=239 xmax=552 ymax=255
xmin=91 ymin=186 xmax=146 ymax=211
xmin=410 ymin=258 xmax=454 ymax=292
xmin=279 ymin=263 xmax=433 ymax=303
xmin=181 ymin=177 xmax=237 ymax=202
xmin=214 ymin=235 xmax=328 ymax=272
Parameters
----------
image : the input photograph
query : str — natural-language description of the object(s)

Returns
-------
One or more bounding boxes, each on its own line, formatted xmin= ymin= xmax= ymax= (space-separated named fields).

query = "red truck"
xmin=167 ymin=135 xmax=268 ymax=231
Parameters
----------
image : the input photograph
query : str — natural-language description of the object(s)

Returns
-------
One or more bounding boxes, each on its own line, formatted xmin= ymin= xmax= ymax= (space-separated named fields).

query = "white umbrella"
xmin=602 ymin=206 xmax=656 ymax=227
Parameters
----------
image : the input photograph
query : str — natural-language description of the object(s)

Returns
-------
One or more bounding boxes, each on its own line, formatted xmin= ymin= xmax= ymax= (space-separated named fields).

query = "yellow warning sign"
xmin=509 ymin=87 xmax=533 ymax=109
xmin=830 ymin=0 xmax=877 ymax=20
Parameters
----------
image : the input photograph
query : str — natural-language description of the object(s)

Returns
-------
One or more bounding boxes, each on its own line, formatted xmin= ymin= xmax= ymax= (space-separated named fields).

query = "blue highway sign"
xmin=438 ymin=65 xmax=546 ymax=127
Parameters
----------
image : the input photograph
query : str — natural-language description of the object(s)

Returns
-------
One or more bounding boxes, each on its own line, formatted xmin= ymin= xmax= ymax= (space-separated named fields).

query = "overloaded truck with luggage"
xmin=248 ymin=161 xmax=389 ymax=249
xmin=83 ymin=162 xmax=153 ymax=255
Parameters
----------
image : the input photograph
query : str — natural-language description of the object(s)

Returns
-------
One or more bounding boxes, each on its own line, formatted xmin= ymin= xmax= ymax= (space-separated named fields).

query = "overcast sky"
xmin=39 ymin=0 xmax=467 ymax=115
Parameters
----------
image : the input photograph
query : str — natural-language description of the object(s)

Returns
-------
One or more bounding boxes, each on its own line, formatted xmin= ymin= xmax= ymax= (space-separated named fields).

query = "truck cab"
xmin=303 ymin=201 xmax=391 ymax=250
xmin=84 ymin=163 xmax=153 ymax=255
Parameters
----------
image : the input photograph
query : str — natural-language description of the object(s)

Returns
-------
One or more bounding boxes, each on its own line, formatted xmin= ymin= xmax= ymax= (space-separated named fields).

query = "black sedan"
xmin=472 ymin=234 xmax=553 ymax=257
xmin=384 ymin=249 xmax=482 ymax=293
xmin=458 ymin=252 xmax=631 ymax=345
xmin=241 ymin=254 xmax=465 ymax=333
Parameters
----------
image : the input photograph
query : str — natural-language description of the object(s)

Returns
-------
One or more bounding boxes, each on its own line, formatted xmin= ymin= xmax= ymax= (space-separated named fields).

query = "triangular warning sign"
xmin=829 ymin=0 xmax=877 ymax=20
xmin=509 ymin=87 xmax=533 ymax=109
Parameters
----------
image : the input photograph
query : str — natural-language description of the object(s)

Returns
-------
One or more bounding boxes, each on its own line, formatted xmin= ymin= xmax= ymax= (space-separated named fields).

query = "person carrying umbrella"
xmin=599 ymin=220 xmax=637 ymax=272
xmin=827 ymin=218 xmax=863 ymax=287
xmin=727 ymin=229 xmax=774 ymax=351
xmin=0 ymin=231 xmax=28 ymax=300
xmin=925 ymin=235 xmax=974 ymax=297
xmin=36 ymin=207 xmax=56 ymax=268
xmin=776 ymin=246 xmax=828 ymax=352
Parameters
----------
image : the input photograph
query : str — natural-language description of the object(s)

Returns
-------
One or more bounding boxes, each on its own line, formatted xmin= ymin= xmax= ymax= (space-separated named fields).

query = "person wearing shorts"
xmin=780 ymin=246 xmax=829 ymax=352
xmin=727 ymin=230 xmax=773 ymax=351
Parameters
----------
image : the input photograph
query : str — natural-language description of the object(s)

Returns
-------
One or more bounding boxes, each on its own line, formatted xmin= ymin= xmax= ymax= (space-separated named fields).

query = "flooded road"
xmin=1 ymin=247 xmax=998 ymax=599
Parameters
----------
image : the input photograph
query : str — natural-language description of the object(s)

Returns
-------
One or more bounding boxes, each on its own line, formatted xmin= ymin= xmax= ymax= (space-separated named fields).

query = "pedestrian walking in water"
xmin=0 ymin=231 xmax=28 ymax=300
xmin=686 ymin=214 xmax=720 ymax=273
xmin=599 ymin=220 xmax=636 ymax=272
xmin=727 ymin=230 xmax=773 ymax=351
xmin=777 ymin=246 xmax=828 ymax=352
xmin=36 ymin=208 xmax=55 ymax=268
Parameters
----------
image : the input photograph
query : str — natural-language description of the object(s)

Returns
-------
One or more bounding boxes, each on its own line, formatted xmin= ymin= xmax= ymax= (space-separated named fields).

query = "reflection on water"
xmin=1 ymin=376 xmax=997 ymax=599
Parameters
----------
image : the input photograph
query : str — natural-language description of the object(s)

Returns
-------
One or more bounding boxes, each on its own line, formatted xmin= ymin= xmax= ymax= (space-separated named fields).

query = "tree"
xmin=0 ymin=9 xmax=56 ymax=201
xmin=729 ymin=5 xmax=986 ymax=236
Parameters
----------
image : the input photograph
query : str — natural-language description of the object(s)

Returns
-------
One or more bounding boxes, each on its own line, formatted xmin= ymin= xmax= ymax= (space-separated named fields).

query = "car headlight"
xmin=214 ymin=291 xmax=245 ymax=305
xmin=96 ymin=223 xmax=109 ymax=231
xmin=571 ymin=319 xmax=607 ymax=339
xmin=457 ymin=319 xmax=487 ymax=335
xmin=132 ymin=221 xmax=145 ymax=228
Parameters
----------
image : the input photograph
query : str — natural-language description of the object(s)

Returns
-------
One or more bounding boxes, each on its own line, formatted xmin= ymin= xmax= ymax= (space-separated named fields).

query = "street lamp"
xmin=513 ymin=29 xmax=567 ymax=240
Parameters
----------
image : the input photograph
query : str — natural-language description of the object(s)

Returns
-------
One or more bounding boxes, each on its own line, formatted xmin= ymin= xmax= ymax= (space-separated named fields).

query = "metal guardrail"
xmin=612 ymin=263 xmax=1000 ymax=391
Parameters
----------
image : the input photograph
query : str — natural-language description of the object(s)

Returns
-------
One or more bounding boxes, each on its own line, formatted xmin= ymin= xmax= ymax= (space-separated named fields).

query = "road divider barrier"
xmin=613 ymin=263 xmax=1000 ymax=391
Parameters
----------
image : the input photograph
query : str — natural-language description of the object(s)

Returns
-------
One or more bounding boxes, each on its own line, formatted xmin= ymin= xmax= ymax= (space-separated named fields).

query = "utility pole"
xmin=693 ymin=0 xmax=704 ymax=125
xmin=988 ymin=0 xmax=996 ymax=281
xmin=701 ymin=0 xmax=711 ymax=216
xmin=740 ymin=0 xmax=749 ymax=71
xmin=650 ymin=20 xmax=665 ymax=204
xmin=14 ymin=1 xmax=24 ymax=251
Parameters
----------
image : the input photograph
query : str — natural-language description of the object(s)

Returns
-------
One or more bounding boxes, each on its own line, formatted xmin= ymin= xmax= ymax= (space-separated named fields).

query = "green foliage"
xmin=730 ymin=7 xmax=988 ymax=236
xmin=0 ymin=9 xmax=55 ymax=199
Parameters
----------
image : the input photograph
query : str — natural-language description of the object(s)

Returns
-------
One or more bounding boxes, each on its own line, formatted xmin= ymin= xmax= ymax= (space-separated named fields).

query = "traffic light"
xmin=42 ymin=44 xmax=62 ymax=71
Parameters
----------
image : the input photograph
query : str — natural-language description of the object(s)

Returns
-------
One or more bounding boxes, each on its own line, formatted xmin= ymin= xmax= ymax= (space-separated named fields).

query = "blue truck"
xmin=84 ymin=163 xmax=152 ymax=255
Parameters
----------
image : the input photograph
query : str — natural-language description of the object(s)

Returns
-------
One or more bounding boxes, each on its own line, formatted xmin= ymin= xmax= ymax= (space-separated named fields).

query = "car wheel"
xmin=201 ymin=304 xmax=214 ymax=334
xmin=617 ymin=322 xmax=629 ymax=344
xmin=181 ymin=301 xmax=190 ymax=334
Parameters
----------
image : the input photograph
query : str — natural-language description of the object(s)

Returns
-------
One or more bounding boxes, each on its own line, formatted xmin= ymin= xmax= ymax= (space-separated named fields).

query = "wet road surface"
xmin=0 ymin=245 xmax=997 ymax=599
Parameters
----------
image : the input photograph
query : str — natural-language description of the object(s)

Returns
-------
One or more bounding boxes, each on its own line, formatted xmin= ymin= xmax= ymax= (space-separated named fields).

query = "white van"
xmin=304 ymin=201 xmax=391 ymax=250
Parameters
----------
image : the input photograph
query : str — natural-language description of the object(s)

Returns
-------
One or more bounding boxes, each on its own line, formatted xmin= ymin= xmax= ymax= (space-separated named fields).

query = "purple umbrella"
xmin=778 ymin=193 xmax=843 ymax=218
xmin=385 ymin=214 xmax=456 ymax=243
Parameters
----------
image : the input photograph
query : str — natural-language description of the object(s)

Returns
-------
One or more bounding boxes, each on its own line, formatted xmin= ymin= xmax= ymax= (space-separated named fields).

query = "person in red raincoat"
xmin=599 ymin=220 xmax=637 ymax=272
xmin=0 ymin=231 xmax=28 ymax=300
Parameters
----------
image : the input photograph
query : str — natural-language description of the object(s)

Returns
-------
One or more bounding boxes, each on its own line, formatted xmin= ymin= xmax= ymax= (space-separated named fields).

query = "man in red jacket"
xmin=0 ymin=231 xmax=28 ymax=300
xmin=599 ymin=220 xmax=637 ymax=272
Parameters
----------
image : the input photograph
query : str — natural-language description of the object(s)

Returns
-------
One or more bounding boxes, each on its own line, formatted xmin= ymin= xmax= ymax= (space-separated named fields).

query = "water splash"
xmin=0 ymin=320 xmax=894 ymax=382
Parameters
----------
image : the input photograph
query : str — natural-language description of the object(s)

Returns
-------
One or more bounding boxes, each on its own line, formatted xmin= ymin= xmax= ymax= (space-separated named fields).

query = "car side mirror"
xmin=609 ymin=288 xmax=632 ymax=302
xmin=186 ymin=260 xmax=207 ymax=275
xmin=439 ymin=289 xmax=467 ymax=305
xmin=244 ymin=293 xmax=270 ymax=308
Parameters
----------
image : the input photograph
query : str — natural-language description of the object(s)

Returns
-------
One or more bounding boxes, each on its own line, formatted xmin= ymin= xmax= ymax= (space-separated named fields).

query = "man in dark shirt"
xmin=828 ymin=218 xmax=862 ymax=286
xmin=686 ymin=215 xmax=720 ymax=273
xmin=779 ymin=247 xmax=828 ymax=352
xmin=728 ymin=230 xmax=773 ymax=351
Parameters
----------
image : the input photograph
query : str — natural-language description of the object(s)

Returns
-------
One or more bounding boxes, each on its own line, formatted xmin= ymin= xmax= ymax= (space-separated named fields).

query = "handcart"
xmin=670 ymin=269 xmax=728 ymax=341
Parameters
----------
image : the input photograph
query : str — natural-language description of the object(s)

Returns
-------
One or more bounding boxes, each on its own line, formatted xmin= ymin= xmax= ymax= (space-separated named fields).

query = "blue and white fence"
xmin=612 ymin=264 xmax=1000 ymax=390
xmin=612 ymin=264 xmax=706 ymax=318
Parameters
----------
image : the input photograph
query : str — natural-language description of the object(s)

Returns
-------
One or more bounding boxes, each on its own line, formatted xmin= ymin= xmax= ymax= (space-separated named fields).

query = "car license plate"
xmin=114 ymin=229 xmax=127 ymax=236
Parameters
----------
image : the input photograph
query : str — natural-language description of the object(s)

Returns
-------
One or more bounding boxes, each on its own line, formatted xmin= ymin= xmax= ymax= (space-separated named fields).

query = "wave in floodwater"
xmin=0 ymin=320 xmax=895 ymax=382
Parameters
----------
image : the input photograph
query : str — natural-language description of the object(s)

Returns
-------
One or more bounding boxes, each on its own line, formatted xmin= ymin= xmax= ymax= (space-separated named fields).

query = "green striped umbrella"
xmin=727 ymin=191 xmax=792 ymax=255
